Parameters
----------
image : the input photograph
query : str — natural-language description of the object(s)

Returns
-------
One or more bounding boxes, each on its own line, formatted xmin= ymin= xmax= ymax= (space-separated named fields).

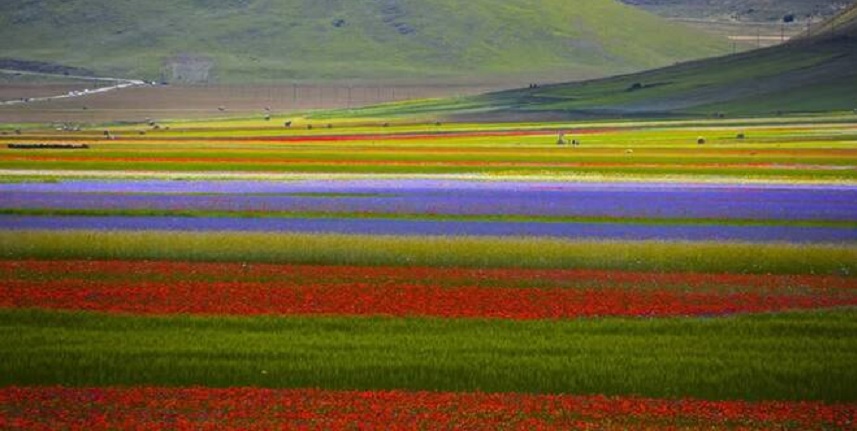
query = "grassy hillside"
xmin=338 ymin=5 xmax=857 ymax=120
xmin=620 ymin=0 xmax=855 ymax=22
xmin=0 ymin=0 xmax=730 ymax=84
xmin=813 ymin=2 xmax=857 ymax=35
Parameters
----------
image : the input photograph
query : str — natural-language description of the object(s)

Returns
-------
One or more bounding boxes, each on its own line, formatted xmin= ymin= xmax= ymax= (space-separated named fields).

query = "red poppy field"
xmin=3 ymin=260 xmax=856 ymax=319
xmin=3 ymin=387 xmax=855 ymax=431
xmin=2 ymin=117 xmax=856 ymax=429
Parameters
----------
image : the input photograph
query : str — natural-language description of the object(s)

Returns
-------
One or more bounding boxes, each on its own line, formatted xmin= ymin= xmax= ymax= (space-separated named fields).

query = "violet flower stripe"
xmin=1 ymin=180 xmax=856 ymax=221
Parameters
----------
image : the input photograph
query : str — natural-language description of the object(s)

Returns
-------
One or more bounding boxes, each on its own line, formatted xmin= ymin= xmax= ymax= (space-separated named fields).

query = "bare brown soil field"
xmin=0 ymin=83 xmax=506 ymax=124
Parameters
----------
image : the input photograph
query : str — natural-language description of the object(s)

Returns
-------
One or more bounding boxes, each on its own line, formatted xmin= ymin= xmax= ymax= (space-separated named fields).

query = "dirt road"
xmin=0 ymin=69 xmax=147 ymax=108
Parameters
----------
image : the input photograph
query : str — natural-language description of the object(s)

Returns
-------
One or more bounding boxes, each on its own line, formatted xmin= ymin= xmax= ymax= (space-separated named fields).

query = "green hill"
xmin=0 ymin=0 xmax=730 ymax=84
xmin=813 ymin=2 xmax=857 ymax=34
xmin=620 ymin=0 xmax=854 ymax=22
xmin=345 ymin=4 xmax=857 ymax=120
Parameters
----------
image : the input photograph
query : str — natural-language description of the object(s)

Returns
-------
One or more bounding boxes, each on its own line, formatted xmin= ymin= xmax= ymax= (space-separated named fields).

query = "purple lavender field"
xmin=2 ymin=179 xmax=857 ymax=221
xmin=1 ymin=179 xmax=856 ymax=243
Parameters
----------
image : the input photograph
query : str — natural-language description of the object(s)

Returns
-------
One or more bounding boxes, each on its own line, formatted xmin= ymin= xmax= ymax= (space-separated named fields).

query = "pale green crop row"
xmin=2 ymin=230 xmax=855 ymax=275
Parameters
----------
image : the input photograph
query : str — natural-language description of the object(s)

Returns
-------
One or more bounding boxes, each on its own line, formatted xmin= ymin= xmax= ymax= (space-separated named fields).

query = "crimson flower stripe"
xmin=1 ymin=387 xmax=854 ymax=430
xmin=3 ymin=260 xmax=855 ymax=291
xmin=4 ymin=277 xmax=856 ymax=318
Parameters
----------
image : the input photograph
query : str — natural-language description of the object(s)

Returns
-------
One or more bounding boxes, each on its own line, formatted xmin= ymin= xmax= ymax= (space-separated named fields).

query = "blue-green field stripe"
xmin=1 ymin=208 xmax=855 ymax=229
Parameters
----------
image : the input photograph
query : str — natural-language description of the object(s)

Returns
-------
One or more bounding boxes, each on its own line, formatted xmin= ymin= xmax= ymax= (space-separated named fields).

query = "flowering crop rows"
xmin=3 ymin=178 xmax=856 ymax=242
xmin=6 ymin=214 xmax=857 ymax=242
xmin=9 ymin=259 xmax=854 ymax=289
xmin=1 ymin=119 xmax=856 ymax=428
xmin=3 ymin=260 xmax=856 ymax=318
xmin=10 ymin=277 xmax=856 ymax=318
xmin=3 ymin=179 xmax=856 ymax=221
xmin=3 ymin=122 xmax=856 ymax=180
xmin=2 ymin=387 xmax=854 ymax=431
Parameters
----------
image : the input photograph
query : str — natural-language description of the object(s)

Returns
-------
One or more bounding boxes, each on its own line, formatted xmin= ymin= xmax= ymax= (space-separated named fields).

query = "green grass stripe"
xmin=2 ymin=208 xmax=856 ymax=229
xmin=2 ymin=308 xmax=856 ymax=401
xmin=2 ymin=230 xmax=855 ymax=275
